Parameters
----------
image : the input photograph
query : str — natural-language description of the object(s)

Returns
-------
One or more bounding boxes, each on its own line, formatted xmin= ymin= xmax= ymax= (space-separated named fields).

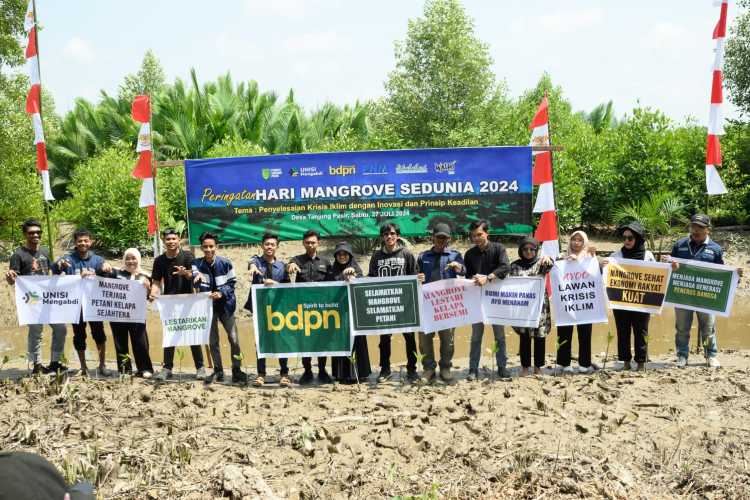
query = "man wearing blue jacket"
xmin=192 ymin=232 xmax=247 ymax=384
xmin=670 ymin=214 xmax=742 ymax=369
xmin=416 ymin=223 xmax=465 ymax=382
xmin=52 ymin=228 xmax=112 ymax=376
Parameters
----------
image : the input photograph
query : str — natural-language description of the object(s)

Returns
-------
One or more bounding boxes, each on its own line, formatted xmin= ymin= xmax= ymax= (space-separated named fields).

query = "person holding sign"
xmin=245 ymin=233 xmax=292 ymax=388
xmin=106 ymin=248 xmax=154 ymax=377
xmin=150 ymin=229 xmax=207 ymax=381
xmin=52 ymin=228 xmax=112 ymax=377
xmin=416 ymin=223 xmax=464 ymax=382
xmin=4 ymin=219 xmax=68 ymax=375
xmin=556 ymin=230 xmax=597 ymax=374
xmin=328 ymin=242 xmax=371 ymax=384
xmin=669 ymin=214 xmax=740 ymax=368
xmin=192 ymin=232 xmax=248 ymax=385
xmin=368 ymin=223 xmax=420 ymax=383
xmin=464 ymin=220 xmax=511 ymax=380
xmin=287 ymin=230 xmax=334 ymax=385
xmin=607 ymin=222 xmax=654 ymax=371
xmin=509 ymin=237 xmax=553 ymax=376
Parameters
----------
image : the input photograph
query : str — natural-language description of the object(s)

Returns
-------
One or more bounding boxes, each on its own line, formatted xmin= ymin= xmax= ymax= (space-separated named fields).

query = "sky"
xmin=34 ymin=0 xmax=741 ymax=124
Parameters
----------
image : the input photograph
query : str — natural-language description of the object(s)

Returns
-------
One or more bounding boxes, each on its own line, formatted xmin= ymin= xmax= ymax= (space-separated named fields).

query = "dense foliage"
xmin=2 ymin=0 xmax=750 ymax=253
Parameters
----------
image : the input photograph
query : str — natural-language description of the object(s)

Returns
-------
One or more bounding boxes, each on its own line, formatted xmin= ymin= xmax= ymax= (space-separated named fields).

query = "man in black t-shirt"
xmin=4 ymin=219 xmax=67 ymax=374
xmin=150 ymin=229 xmax=206 ymax=380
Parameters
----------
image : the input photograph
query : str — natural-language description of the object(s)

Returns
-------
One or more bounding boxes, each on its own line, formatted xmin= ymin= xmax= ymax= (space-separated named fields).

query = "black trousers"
xmin=111 ymin=322 xmax=153 ymax=374
xmin=72 ymin=314 xmax=106 ymax=351
xmin=379 ymin=332 xmax=417 ymax=373
xmin=257 ymin=356 xmax=289 ymax=376
xmin=302 ymin=357 xmax=327 ymax=373
xmin=556 ymin=324 xmax=592 ymax=367
xmin=613 ymin=309 xmax=650 ymax=363
xmin=162 ymin=345 xmax=204 ymax=370
xmin=519 ymin=332 xmax=546 ymax=368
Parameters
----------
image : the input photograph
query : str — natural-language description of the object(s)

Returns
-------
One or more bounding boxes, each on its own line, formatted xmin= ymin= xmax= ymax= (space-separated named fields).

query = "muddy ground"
xmin=0 ymin=230 xmax=749 ymax=499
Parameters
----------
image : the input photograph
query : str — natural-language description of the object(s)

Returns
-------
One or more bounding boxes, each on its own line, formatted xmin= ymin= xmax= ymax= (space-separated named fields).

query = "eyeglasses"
xmin=623 ymin=235 xmax=635 ymax=241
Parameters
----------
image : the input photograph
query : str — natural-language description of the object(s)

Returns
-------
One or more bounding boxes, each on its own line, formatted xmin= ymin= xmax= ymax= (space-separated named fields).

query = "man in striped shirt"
xmin=192 ymin=231 xmax=247 ymax=385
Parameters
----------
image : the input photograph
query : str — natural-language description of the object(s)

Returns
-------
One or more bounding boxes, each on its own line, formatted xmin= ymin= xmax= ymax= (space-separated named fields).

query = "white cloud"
xmin=539 ymin=8 xmax=604 ymax=34
xmin=62 ymin=37 xmax=94 ymax=63
xmin=214 ymin=33 xmax=262 ymax=62
xmin=650 ymin=22 xmax=688 ymax=48
xmin=283 ymin=32 xmax=343 ymax=54
xmin=244 ymin=0 xmax=308 ymax=18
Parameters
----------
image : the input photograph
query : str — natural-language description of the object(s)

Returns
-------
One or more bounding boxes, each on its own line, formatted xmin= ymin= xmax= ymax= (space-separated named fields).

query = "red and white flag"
xmin=706 ymin=0 xmax=728 ymax=195
xmin=529 ymin=94 xmax=559 ymax=260
xmin=24 ymin=0 xmax=53 ymax=201
xmin=131 ymin=95 xmax=157 ymax=234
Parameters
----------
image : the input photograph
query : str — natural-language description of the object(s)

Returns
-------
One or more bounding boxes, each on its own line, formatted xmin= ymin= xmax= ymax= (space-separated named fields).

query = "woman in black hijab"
xmin=328 ymin=242 xmax=372 ymax=383
xmin=509 ymin=237 xmax=553 ymax=376
xmin=609 ymin=221 xmax=655 ymax=371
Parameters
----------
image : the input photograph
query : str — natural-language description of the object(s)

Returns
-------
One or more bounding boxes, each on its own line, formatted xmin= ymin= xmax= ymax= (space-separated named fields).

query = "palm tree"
xmin=612 ymin=191 xmax=687 ymax=254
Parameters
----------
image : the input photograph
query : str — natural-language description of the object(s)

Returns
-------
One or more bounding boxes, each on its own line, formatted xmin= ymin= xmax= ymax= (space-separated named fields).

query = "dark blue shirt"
xmin=417 ymin=247 xmax=465 ymax=284
xmin=192 ymin=255 xmax=237 ymax=315
xmin=248 ymin=255 xmax=287 ymax=284
xmin=670 ymin=236 xmax=724 ymax=264
xmin=51 ymin=251 xmax=106 ymax=275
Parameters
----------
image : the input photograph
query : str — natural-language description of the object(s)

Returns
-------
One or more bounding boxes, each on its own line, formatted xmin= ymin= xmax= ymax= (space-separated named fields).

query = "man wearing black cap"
xmin=670 ymin=214 xmax=732 ymax=368
xmin=416 ymin=223 xmax=465 ymax=382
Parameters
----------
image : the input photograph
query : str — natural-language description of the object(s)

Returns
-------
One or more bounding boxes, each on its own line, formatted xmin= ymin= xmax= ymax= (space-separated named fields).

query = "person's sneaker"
xmin=232 ymin=369 xmax=248 ymax=385
xmin=155 ymin=369 xmax=172 ymax=381
xmin=141 ymin=370 xmax=153 ymax=379
xmin=195 ymin=367 xmax=207 ymax=380
xmin=423 ymin=368 xmax=436 ymax=382
xmin=376 ymin=370 xmax=393 ymax=383
xmin=204 ymin=370 xmax=224 ymax=384
xmin=562 ymin=365 xmax=574 ymax=374
xmin=578 ymin=365 xmax=592 ymax=374
xmin=47 ymin=362 xmax=67 ymax=374
xmin=676 ymin=356 xmax=688 ymax=368
xmin=253 ymin=375 xmax=265 ymax=387
xmin=405 ymin=370 xmax=421 ymax=383
xmin=708 ymin=357 xmax=721 ymax=369
xmin=299 ymin=371 xmax=314 ymax=386
xmin=31 ymin=363 xmax=46 ymax=375
xmin=497 ymin=367 xmax=511 ymax=379
xmin=439 ymin=367 xmax=453 ymax=382
xmin=466 ymin=369 xmax=479 ymax=382
xmin=318 ymin=370 xmax=333 ymax=384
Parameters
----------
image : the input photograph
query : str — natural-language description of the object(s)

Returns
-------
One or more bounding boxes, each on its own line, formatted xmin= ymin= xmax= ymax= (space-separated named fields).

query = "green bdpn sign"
xmin=251 ymin=282 xmax=352 ymax=358
xmin=664 ymin=259 xmax=739 ymax=317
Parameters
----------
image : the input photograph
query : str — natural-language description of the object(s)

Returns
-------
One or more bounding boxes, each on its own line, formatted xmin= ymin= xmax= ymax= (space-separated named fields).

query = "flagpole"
xmin=148 ymin=95 xmax=163 ymax=256
xmin=543 ymin=90 xmax=561 ymax=251
xmin=31 ymin=0 xmax=55 ymax=260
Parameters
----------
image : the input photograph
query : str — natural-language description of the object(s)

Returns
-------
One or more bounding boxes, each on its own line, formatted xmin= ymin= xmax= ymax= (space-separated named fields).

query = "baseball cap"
xmin=432 ymin=223 xmax=451 ymax=237
xmin=690 ymin=214 xmax=711 ymax=227
xmin=0 ymin=452 xmax=95 ymax=500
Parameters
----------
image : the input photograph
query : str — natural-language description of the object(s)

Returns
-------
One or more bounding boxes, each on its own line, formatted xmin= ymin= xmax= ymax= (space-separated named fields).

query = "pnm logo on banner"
xmin=23 ymin=291 xmax=40 ymax=304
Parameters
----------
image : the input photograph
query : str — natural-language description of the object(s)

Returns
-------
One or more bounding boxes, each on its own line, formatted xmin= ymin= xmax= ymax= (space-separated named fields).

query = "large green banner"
xmin=348 ymin=276 xmax=422 ymax=336
xmin=664 ymin=258 xmax=739 ymax=317
xmin=251 ymin=282 xmax=352 ymax=358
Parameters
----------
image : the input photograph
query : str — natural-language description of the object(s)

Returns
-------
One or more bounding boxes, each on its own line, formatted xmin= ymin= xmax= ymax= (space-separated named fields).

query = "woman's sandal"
xmin=279 ymin=375 xmax=292 ymax=388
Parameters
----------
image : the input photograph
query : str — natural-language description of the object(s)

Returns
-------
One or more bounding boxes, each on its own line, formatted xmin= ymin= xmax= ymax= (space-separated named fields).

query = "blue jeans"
xmin=675 ymin=308 xmax=717 ymax=359
xmin=469 ymin=323 xmax=507 ymax=371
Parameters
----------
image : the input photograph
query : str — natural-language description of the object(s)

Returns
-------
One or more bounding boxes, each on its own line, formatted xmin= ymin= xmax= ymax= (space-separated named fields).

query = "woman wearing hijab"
xmin=509 ymin=237 xmax=553 ymax=376
xmin=328 ymin=242 xmax=371 ymax=383
xmin=557 ymin=230 xmax=598 ymax=374
xmin=608 ymin=221 xmax=655 ymax=371
xmin=108 ymin=248 xmax=154 ymax=377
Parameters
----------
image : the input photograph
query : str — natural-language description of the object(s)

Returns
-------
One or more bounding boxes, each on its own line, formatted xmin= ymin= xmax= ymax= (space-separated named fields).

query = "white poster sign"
xmin=82 ymin=276 xmax=147 ymax=323
xmin=482 ymin=276 xmax=545 ymax=328
xmin=420 ymin=278 xmax=483 ymax=333
xmin=15 ymin=275 xmax=82 ymax=325
xmin=550 ymin=257 xmax=608 ymax=326
xmin=156 ymin=293 xmax=212 ymax=347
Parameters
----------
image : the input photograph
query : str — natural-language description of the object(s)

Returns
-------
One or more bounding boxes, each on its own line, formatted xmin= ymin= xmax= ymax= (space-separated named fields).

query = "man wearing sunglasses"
xmin=5 ymin=219 xmax=68 ymax=375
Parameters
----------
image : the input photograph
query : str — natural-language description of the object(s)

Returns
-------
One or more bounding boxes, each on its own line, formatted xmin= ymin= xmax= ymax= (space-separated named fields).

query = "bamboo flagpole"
xmin=26 ymin=0 xmax=55 ymax=258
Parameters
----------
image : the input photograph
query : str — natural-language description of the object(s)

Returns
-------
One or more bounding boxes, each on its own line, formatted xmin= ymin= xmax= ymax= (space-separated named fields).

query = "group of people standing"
xmin=3 ymin=213 xmax=738 ymax=385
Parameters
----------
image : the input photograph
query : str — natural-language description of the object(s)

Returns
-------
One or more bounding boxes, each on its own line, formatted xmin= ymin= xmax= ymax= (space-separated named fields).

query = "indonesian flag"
xmin=706 ymin=0 xmax=728 ymax=195
xmin=529 ymin=95 xmax=559 ymax=261
xmin=131 ymin=95 xmax=157 ymax=234
xmin=24 ymin=0 xmax=53 ymax=201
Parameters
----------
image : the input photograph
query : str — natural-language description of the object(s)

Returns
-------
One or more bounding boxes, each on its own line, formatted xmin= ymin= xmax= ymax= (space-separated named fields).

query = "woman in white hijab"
xmin=556 ymin=230 xmax=598 ymax=374
xmin=108 ymin=248 xmax=154 ymax=378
